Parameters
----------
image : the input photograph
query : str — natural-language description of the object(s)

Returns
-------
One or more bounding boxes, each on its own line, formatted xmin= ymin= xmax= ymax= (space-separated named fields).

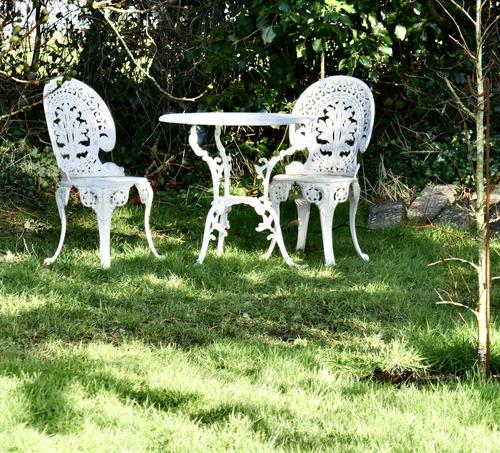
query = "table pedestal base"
xmin=198 ymin=195 xmax=302 ymax=267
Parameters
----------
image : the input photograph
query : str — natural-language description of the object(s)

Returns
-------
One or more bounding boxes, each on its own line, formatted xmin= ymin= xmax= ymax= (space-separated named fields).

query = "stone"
xmin=407 ymin=184 xmax=455 ymax=222
xmin=367 ymin=200 xmax=406 ymax=229
xmin=490 ymin=185 xmax=500 ymax=204
xmin=434 ymin=201 xmax=474 ymax=229
xmin=490 ymin=201 xmax=500 ymax=220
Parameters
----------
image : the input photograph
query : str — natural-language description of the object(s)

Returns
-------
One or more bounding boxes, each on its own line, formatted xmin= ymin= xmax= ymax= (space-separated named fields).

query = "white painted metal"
xmin=159 ymin=112 xmax=311 ymax=266
xmin=158 ymin=112 xmax=310 ymax=126
xmin=261 ymin=76 xmax=374 ymax=265
xmin=43 ymin=77 xmax=161 ymax=268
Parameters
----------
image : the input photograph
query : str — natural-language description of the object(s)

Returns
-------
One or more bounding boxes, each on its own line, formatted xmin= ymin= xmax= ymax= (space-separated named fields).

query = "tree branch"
xmin=428 ymin=256 xmax=479 ymax=270
xmin=0 ymin=97 xmax=44 ymax=121
xmin=447 ymin=0 xmax=476 ymax=25
xmin=436 ymin=300 xmax=478 ymax=316
xmin=93 ymin=0 xmax=178 ymax=15
xmin=0 ymin=70 xmax=42 ymax=85
xmin=101 ymin=12 xmax=205 ymax=103
xmin=442 ymin=76 xmax=475 ymax=119
xmin=481 ymin=15 xmax=500 ymax=44
xmin=435 ymin=0 xmax=475 ymax=53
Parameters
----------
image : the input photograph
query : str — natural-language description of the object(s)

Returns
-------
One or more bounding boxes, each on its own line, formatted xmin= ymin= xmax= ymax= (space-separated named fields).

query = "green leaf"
xmin=278 ymin=1 xmax=289 ymax=13
xmin=312 ymin=38 xmax=324 ymax=52
xmin=325 ymin=1 xmax=355 ymax=14
xmin=359 ymin=55 xmax=371 ymax=67
xmin=395 ymin=24 xmax=406 ymax=41
xmin=379 ymin=45 xmax=393 ymax=56
xmin=339 ymin=15 xmax=353 ymax=26
xmin=296 ymin=42 xmax=306 ymax=58
xmin=368 ymin=13 xmax=378 ymax=29
xmin=261 ymin=26 xmax=277 ymax=44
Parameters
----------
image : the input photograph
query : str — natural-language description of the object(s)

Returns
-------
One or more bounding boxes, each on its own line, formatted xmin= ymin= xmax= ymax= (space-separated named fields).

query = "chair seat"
xmin=62 ymin=175 xmax=147 ymax=189
xmin=273 ymin=173 xmax=356 ymax=184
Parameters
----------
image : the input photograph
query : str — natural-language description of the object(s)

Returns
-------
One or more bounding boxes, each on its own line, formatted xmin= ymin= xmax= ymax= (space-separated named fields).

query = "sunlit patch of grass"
xmin=0 ymin=193 xmax=499 ymax=451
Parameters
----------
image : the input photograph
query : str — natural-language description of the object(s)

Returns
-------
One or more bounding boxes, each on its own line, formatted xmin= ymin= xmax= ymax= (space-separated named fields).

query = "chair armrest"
xmin=255 ymin=144 xmax=302 ymax=200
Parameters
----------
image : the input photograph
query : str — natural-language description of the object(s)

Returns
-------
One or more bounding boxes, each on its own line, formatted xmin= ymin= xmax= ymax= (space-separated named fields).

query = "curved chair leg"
xmin=318 ymin=202 xmax=337 ymax=266
xmin=44 ymin=185 xmax=71 ymax=266
xmin=261 ymin=200 xmax=281 ymax=260
xmin=137 ymin=182 xmax=162 ymax=259
xmin=295 ymin=197 xmax=311 ymax=252
xmin=217 ymin=207 xmax=231 ymax=256
xmin=349 ymin=181 xmax=369 ymax=261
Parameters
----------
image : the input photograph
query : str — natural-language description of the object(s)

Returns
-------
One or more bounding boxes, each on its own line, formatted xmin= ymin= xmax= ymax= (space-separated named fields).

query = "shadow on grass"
xmin=0 ymin=352 xmax=201 ymax=435
xmin=0 ymin=197 xmax=499 ymax=438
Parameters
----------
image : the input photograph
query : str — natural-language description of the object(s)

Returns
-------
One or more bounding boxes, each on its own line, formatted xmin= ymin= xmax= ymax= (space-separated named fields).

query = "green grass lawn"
xmin=0 ymin=190 xmax=499 ymax=452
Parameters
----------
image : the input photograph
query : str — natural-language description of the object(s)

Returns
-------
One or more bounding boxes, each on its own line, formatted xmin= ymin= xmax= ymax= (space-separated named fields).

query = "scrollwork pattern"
xmin=290 ymin=76 xmax=374 ymax=178
xmin=269 ymin=182 xmax=292 ymax=203
xmin=78 ymin=186 xmax=131 ymax=221
xmin=44 ymin=77 xmax=119 ymax=177
xmin=109 ymin=189 xmax=129 ymax=207
xmin=298 ymin=183 xmax=350 ymax=206
xmin=80 ymin=188 xmax=99 ymax=208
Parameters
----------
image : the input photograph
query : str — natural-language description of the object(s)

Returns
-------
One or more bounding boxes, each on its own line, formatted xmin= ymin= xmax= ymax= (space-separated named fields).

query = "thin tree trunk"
xmin=474 ymin=0 xmax=490 ymax=377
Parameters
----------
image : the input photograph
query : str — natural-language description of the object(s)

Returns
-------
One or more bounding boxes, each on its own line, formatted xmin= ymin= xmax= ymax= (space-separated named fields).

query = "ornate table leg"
xmin=254 ymin=197 xmax=304 ymax=268
xmin=217 ymin=207 xmax=231 ymax=256
xmin=44 ymin=185 xmax=71 ymax=266
xmin=261 ymin=181 xmax=292 ymax=261
xmin=189 ymin=125 xmax=231 ymax=263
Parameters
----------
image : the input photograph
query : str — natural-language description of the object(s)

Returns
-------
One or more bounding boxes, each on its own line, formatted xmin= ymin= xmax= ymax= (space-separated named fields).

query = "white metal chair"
xmin=43 ymin=77 xmax=161 ymax=268
xmin=259 ymin=76 xmax=374 ymax=265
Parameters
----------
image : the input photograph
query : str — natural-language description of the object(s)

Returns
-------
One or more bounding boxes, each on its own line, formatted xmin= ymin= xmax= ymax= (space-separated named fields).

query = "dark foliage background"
xmin=0 ymin=0 xmax=498 ymax=203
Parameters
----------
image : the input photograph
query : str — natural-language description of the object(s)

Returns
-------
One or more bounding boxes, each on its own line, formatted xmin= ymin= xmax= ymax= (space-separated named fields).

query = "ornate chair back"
xmin=289 ymin=75 xmax=375 ymax=177
xmin=43 ymin=77 xmax=117 ymax=178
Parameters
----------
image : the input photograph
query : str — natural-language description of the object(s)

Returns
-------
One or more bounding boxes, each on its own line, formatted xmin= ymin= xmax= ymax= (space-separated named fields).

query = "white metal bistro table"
xmin=158 ymin=112 xmax=311 ymax=266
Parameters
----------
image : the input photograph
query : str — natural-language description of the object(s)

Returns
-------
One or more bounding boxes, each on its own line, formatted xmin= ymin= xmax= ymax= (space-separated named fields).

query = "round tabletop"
xmin=158 ymin=112 xmax=311 ymax=126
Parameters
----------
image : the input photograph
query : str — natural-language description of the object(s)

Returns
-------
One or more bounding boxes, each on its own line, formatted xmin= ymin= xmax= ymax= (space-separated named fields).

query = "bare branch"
xmin=93 ymin=0 xmax=178 ymax=15
xmin=428 ymin=256 xmax=479 ymax=271
xmin=0 ymin=70 xmax=41 ymax=85
xmin=0 ymin=82 xmax=60 ymax=121
xmin=441 ymin=76 xmax=475 ymax=119
xmin=101 ymin=12 xmax=206 ymax=103
xmin=0 ymin=97 xmax=44 ymax=121
xmin=434 ymin=289 xmax=478 ymax=316
xmin=481 ymin=15 xmax=500 ymax=44
xmin=446 ymin=0 xmax=476 ymax=25
xmin=435 ymin=0 xmax=475 ymax=62
xmin=436 ymin=300 xmax=478 ymax=316
xmin=448 ymin=34 xmax=475 ymax=60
